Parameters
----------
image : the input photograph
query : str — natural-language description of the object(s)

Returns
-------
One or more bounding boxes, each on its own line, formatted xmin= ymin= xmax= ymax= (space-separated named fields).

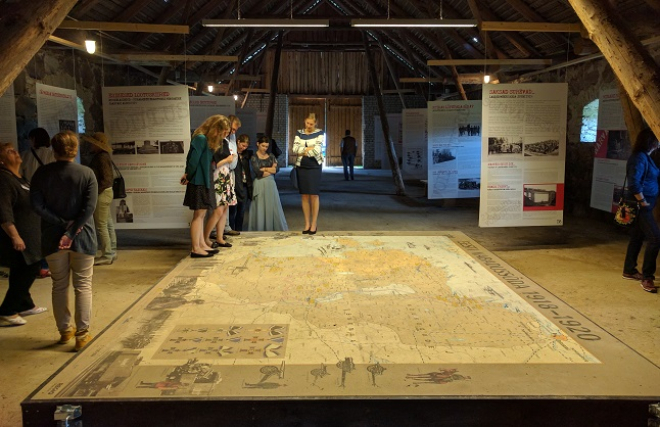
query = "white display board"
xmin=102 ymin=86 xmax=191 ymax=229
xmin=0 ymin=83 xmax=17 ymax=149
xmin=189 ymin=96 xmax=235 ymax=131
xmin=402 ymin=108 xmax=427 ymax=179
xmin=590 ymin=89 xmax=630 ymax=213
xmin=479 ymin=83 xmax=567 ymax=227
xmin=427 ymin=101 xmax=482 ymax=199
xmin=374 ymin=113 xmax=402 ymax=170
xmin=36 ymin=83 xmax=78 ymax=138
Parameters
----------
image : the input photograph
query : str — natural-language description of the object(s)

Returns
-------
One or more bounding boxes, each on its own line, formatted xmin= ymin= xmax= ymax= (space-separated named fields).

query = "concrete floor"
xmin=2 ymin=167 xmax=660 ymax=426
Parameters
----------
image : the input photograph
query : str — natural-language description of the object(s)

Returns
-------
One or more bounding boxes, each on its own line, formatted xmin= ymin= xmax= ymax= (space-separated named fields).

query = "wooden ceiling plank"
xmin=70 ymin=0 xmax=102 ymax=17
xmin=112 ymin=0 xmax=154 ymax=24
xmin=130 ymin=2 xmax=187 ymax=47
xmin=58 ymin=21 xmax=189 ymax=34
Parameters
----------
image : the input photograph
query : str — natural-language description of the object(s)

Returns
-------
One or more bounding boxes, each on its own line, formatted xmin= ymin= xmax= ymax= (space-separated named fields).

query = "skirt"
xmin=248 ymin=175 xmax=288 ymax=232
xmin=183 ymin=183 xmax=216 ymax=210
xmin=297 ymin=157 xmax=322 ymax=195
xmin=214 ymin=165 xmax=237 ymax=206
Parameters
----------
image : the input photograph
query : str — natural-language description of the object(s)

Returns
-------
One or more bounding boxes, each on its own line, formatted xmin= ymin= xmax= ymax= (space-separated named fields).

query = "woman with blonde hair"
xmin=181 ymin=115 xmax=225 ymax=258
xmin=204 ymin=115 xmax=236 ymax=248
xmin=293 ymin=113 xmax=324 ymax=234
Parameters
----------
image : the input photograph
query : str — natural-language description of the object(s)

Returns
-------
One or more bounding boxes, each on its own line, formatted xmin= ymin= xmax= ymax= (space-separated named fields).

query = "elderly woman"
xmin=0 ymin=143 xmax=47 ymax=326
xmin=293 ymin=113 xmax=324 ymax=234
xmin=622 ymin=128 xmax=660 ymax=293
xmin=31 ymin=131 xmax=98 ymax=351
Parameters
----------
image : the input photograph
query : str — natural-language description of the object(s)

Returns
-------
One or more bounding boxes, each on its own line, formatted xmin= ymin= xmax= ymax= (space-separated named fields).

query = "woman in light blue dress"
xmin=248 ymin=136 xmax=288 ymax=231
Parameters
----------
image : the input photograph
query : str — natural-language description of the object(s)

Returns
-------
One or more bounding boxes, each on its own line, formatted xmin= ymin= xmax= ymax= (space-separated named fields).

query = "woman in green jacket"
xmin=181 ymin=115 xmax=225 ymax=258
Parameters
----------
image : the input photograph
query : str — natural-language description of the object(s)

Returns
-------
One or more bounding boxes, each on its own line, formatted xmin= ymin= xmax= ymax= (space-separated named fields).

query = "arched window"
xmin=580 ymin=99 xmax=599 ymax=143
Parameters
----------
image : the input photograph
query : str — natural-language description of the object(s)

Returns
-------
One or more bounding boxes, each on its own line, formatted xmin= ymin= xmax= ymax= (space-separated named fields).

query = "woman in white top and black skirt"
xmin=293 ymin=113 xmax=324 ymax=234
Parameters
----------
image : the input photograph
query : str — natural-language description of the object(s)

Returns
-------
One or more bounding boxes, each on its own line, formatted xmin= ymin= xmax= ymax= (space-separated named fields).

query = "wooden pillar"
xmin=0 ymin=0 xmax=79 ymax=96
xmin=568 ymin=0 xmax=660 ymax=139
xmin=376 ymin=35 xmax=407 ymax=108
xmin=265 ymin=31 xmax=283 ymax=140
xmin=363 ymin=33 xmax=406 ymax=196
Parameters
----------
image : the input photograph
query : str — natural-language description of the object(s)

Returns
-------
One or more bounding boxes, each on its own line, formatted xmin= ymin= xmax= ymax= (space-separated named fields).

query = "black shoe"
xmin=206 ymin=249 xmax=219 ymax=255
xmin=302 ymin=229 xmax=310 ymax=234
xmin=191 ymin=252 xmax=213 ymax=258
xmin=309 ymin=229 xmax=317 ymax=235
xmin=214 ymin=241 xmax=232 ymax=248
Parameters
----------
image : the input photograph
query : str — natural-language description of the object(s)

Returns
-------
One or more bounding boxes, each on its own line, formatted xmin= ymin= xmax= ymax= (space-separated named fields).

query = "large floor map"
xmin=28 ymin=232 xmax=660 ymax=401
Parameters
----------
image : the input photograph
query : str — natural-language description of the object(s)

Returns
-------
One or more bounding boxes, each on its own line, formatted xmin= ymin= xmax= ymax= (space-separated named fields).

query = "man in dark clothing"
xmin=340 ymin=130 xmax=357 ymax=181
xmin=232 ymin=135 xmax=253 ymax=231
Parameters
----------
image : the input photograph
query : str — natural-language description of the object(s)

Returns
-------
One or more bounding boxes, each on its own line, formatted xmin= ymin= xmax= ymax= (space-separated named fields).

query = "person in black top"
xmin=232 ymin=134 xmax=253 ymax=231
xmin=0 ymin=143 xmax=47 ymax=327
xmin=341 ymin=129 xmax=357 ymax=181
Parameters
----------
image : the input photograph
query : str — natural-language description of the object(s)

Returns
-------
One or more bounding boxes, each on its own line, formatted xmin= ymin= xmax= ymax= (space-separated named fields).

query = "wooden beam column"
xmin=375 ymin=35 xmax=407 ymax=108
xmin=568 ymin=0 xmax=660 ymax=138
xmin=0 ymin=0 xmax=78 ymax=96
xmin=363 ymin=33 xmax=406 ymax=196
xmin=265 ymin=31 xmax=283 ymax=140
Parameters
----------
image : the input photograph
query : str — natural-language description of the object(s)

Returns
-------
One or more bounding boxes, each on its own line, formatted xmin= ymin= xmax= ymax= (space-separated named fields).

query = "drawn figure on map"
xmin=405 ymin=368 xmax=471 ymax=386
xmin=367 ymin=362 xmax=386 ymax=387
xmin=243 ymin=362 xmax=286 ymax=389
xmin=310 ymin=364 xmax=330 ymax=385
xmin=336 ymin=357 xmax=355 ymax=388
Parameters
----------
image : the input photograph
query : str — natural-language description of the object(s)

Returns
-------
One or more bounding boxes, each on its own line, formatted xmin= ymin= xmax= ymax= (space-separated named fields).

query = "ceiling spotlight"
xmin=484 ymin=74 xmax=491 ymax=84
xmin=208 ymin=85 xmax=214 ymax=92
xmin=233 ymin=94 xmax=238 ymax=101
xmin=85 ymin=40 xmax=96 ymax=54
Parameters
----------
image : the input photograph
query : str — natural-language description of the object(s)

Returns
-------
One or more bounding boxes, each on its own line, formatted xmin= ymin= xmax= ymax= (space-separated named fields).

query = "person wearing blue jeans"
xmin=622 ymin=128 xmax=660 ymax=293
xmin=340 ymin=129 xmax=357 ymax=181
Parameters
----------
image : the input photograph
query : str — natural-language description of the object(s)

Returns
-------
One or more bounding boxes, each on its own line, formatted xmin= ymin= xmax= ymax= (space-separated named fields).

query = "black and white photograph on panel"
xmin=487 ymin=136 xmax=522 ymax=155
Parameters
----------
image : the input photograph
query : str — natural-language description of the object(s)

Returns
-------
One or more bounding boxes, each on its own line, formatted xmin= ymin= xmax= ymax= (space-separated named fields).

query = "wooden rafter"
xmin=480 ymin=22 xmax=582 ymax=33
xmin=130 ymin=2 xmax=186 ymax=47
xmin=58 ymin=21 xmax=189 ymax=34
xmin=111 ymin=0 xmax=153 ymax=24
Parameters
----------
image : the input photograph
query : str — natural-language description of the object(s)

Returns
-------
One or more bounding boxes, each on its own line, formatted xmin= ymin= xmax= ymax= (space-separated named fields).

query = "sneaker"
xmin=641 ymin=279 xmax=657 ymax=293
xmin=622 ymin=271 xmax=643 ymax=281
xmin=58 ymin=326 xmax=76 ymax=344
xmin=225 ymin=230 xmax=240 ymax=236
xmin=75 ymin=333 xmax=93 ymax=351
xmin=94 ymin=257 xmax=114 ymax=266
xmin=36 ymin=269 xmax=51 ymax=279
xmin=19 ymin=306 xmax=48 ymax=317
xmin=0 ymin=315 xmax=27 ymax=327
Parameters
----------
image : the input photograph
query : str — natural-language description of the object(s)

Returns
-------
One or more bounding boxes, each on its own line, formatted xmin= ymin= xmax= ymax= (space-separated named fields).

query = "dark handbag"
xmin=614 ymin=174 xmax=638 ymax=227
xmin=111 ymin=161 xmax=127 ymax=199
xmin=290 ymin=166 xmax=299 ymax=190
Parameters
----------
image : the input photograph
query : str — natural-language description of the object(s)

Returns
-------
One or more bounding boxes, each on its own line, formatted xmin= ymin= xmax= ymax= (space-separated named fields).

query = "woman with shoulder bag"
xmin=622 ymin=128 xmax=660 ymax=293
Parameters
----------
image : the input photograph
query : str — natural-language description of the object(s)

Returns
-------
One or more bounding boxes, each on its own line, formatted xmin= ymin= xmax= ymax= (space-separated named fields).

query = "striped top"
xmin=293 ymin=129 xmax=324 ymax=167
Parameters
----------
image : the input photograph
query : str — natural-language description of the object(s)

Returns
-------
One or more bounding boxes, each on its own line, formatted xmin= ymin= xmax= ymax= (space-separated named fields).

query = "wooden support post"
xmin=568 ymin=0 xmax=660 ymax=139
xmin=265 ymin=31 xmax=283 ymax=140
xmin=376 ymin=35 xmax=407 ymax=108
xmin=0 ymin=0 xmax=79 ymax=96
xmin=363 ymin=33 xmax=406 ymax=196
xmin=225 ymin=29 xmax=254 ymax=96
xmin=157 ymin=66 xmax=171 ymax=86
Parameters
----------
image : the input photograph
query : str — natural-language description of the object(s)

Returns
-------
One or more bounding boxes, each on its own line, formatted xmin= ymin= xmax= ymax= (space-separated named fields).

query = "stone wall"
xmin=12 ymin=48 xmax=156 ymax=153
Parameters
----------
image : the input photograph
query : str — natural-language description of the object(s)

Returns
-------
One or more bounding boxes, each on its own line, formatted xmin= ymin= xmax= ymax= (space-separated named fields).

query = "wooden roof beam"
xmin=480 ymin=22 xmax=583 ymax=33
xmin=58 ymin=21 xmax=189 ymax=34
xmin=130 ymin=2 xmax=186 ymax=47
